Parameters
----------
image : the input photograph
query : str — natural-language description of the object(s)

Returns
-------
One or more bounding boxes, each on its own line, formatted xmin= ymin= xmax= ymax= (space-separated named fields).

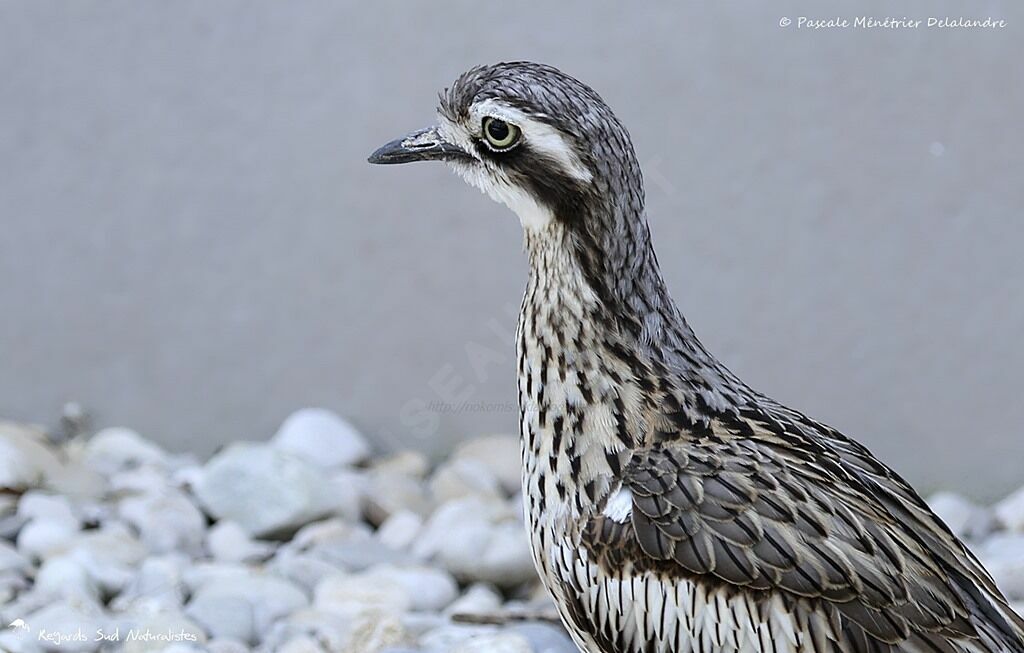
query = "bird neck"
xmin=520 ymin=215 xmax=752 ymax=420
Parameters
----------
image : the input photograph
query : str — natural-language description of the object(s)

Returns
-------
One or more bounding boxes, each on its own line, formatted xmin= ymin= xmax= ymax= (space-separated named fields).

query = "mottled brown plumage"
xmin=369 ymin=62 xmax=1024 ymax=653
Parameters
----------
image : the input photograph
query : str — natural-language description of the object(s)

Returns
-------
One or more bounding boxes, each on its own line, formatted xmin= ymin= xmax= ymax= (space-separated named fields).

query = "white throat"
xmin=449 ymin=161 xmax=556 ymax=232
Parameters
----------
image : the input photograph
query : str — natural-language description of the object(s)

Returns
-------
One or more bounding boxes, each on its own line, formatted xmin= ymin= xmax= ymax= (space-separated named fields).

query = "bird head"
xmin=368 ymin=62 xmax=644 ymax=234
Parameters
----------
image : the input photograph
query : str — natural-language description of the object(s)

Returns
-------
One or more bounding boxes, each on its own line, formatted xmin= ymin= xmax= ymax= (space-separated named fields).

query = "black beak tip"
xmin=367 ymin=127 xmax=471 ymax=166
xmin=367 ymin=141 xmax=398 ymax=165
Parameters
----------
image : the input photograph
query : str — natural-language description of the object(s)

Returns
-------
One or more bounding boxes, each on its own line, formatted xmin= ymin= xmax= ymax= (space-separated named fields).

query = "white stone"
xmin=363 ymin=470 xmax=432 ymax=526
xmin=272 ymin=408 xmax=371 ymax=468
xmin=0 ymin=421 xmax=62 ymax=491
xmin=453 ymin=435 xmax=521 ymax=494
xmin=34 ymin=555 xmax=100 ymax=602
xmin=444 ymin=583 xmax=503 ymax=617
xmin=510 ymin=622 xmax=578 ymax=653
xmin=261 ymin=608 xmax=352 ymax=653
xmin=414 ymin=497 xmax=536 ymax=587
xmin=401 ymin=612 xmax=446 ymax=640
xmin=269 ymin=549 xmax=345 ymax=593
xmin=83 ymin=427 xmax=168 ymax=476
xmin=453 ymin=632 xmax=532 ymax=653
xmin=55 ymin=437 xmax=111 ymax=501
xmin=284 ymin=518 xmax=404 ymax=571
xmin=120 ymin=488 xmax=207 ymax=555
xmin=187 ymin=594 xmax=254 ymax=644
xmin=185 ymin=572 xmax=307 ymax=645
xmin=206 ymin=639 xmax=251 ymax=653
xmin=986 ymin=557 xmax=1024 ymax=601
xmin=326 ymin=468 xmax=367 ymax=523
xmin=111 ymin=554 xmax=190 ymax=610
xmin=995 ymin=485 xmax=1024 ymax=532
xmin=16 ymin=515 xmax=80 ymax=561
xmin=314 ymin=571 xmax=411 ymax=618
xmin=290 ymin=517 xmax=371 ymax=550
xmin=419 ymin=624 xmax=496 ymax=653
xmin=311 ymin=537 xmax=405 ymax=572
xmin=0 ymin=540 xmax=31 ymax=575
xmin=194 ymin=442 xmax=337 ymax=537
xmin=18 ymin=491 xmax=79 ymax=524
xmin=206 ymin=520 xmax=275 ymax=563
xmin=0 ymin=569 xmax=29 ymax=607
xmin=429 ymin=459 xmax=503 ymax=503
xmin=66 ymin=522 xmax=149 ymax=596
xmin=371 ymin=450 xmax=430 ymax=479
xmin=375 ymin=510 xmax=423 ymax=551
xmin=277 ymin=635 xmax=327 ymax=653
xmin=345 ymin=612 xmax=409 ymax=653
xmin=109 ymin=465 xmax=170 ymax=495
xmin=927 ymin=491 xmax=992 ymax=539
xmin=365 ymin=564 xmax=458 ymax=612
xmin=171 ymin=464 xmax=205 ymax=492
xmin=979 ymin=532 xmax=1024 ymax=599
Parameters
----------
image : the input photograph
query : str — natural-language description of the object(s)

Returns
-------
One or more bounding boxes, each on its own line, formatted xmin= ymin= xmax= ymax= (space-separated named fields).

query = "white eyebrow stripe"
xmin=470 ymin=99 xmax=593 ymax=184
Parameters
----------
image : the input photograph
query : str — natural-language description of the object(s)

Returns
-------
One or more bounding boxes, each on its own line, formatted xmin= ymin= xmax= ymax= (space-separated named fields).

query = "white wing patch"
xmin=602 ymin=486 xmax=633 ymax=522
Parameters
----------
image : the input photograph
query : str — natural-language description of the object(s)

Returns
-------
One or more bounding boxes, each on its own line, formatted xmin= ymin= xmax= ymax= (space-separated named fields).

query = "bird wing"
xmin=575 ymin=408 xmax=1024 ymax=653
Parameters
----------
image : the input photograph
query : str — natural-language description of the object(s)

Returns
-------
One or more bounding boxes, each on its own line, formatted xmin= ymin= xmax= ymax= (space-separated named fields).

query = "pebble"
xmin=1 ymin=414 xmax=1022 ymax=653
xmin=995 ymin=486 xmax=1024 ymax=532
xmin=268 ymin=549 xmax=345 ymax=593
xmin=429 ymin=459 xmax=503 ymax=503
xmin=272 ymin=408 xmax=371 ymax=468
xmin=927 ymin=491 xmax=993 ymax=540
xmin=978 ymin=532 xmax=1024 ymax=599
xmin=185 ymin=572 xmax=307 ymax=644
xmin=206 ymin=520 xmax=275 ymax=563
xmin=364 ymin=469 xmax=433 ymax=526
xmin=314 ymin=570 xmax=411 ymax=618
xmin=82 ymin=427 xmax=169 ymax=476
xmin=0 ymin=421 xmax=63 ymax=491
xmin=15 ymin=515 xmax=80 ymax=561
xmin=34 ymin=554 xmax=100 ymax=601
xmin=367 ymin=564 xmax=459 ymax=612
xmin=262 ymin=608 xmax=352 ymax=652
xmin=194 ymin=442 xmax=338 ymax=537
xmin=376 ymin=509 xmax=424 ymax=551
xmin=511 ymin=622 xmax=578 ymax=653
xmin=415 ymin=497 xmax=535 ymax=587
xmin=66 ymin=522 xmax=148 ymax=595
xmin=111 ymin=554 xmax=190 ymax=610
xmin=120 ymin=488 xmax=207 ymax=555
xmin=453 ymin=435 xmax=522 ymax=495
xmin=453 ymin=631 xmax=533 ymax=653
xmin=445 ymin=583 xmax=503 ymax=617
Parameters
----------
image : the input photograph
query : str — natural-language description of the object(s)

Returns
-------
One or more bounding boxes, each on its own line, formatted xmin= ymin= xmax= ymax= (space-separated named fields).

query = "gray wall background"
xmin=1 ymin=1 xmax=1021 ymax=500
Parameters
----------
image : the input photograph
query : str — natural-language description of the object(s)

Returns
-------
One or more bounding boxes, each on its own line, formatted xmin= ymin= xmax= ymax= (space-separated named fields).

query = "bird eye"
xmin=482 ymin=117 xmax=521 ymax=150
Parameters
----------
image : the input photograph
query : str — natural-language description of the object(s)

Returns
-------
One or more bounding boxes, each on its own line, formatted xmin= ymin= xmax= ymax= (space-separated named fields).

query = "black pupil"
xmin=487 ymin=119 xmax=510 ymax=142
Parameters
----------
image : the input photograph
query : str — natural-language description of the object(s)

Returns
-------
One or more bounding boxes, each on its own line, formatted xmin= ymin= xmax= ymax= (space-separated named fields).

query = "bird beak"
xmin=367 ymin=125 xmax=470 ymax=165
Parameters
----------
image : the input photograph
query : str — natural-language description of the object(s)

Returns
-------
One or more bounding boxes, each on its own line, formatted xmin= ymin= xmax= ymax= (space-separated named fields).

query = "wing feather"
xmin=572 ymin=407 xmax=1024 ymax=653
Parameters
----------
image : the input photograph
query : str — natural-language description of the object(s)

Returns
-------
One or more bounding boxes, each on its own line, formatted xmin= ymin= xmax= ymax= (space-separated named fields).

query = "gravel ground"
xmin=1 ymin=410 xmax=1022 ymax=653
